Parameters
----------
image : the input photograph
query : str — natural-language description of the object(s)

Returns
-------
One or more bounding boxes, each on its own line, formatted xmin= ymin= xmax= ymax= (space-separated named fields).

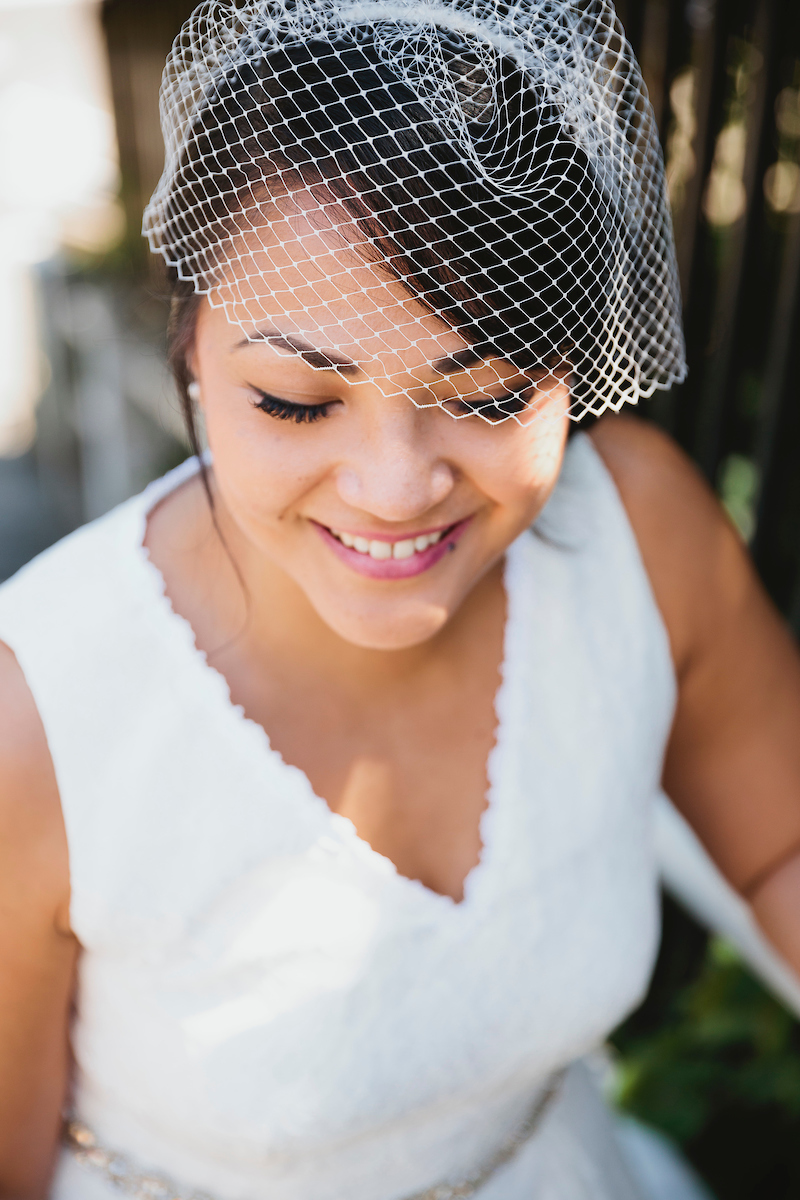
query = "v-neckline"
xmin=131 ymin=457 xmax=522 ymax=912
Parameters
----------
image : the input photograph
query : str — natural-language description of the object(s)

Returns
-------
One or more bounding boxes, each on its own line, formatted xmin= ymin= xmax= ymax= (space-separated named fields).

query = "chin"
xmin=313 ymin=596 xmax=452 ymax=651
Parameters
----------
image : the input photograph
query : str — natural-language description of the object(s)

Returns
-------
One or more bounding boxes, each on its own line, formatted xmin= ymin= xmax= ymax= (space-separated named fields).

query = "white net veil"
xmin=144 ymin=0 xmax=687 ymax=425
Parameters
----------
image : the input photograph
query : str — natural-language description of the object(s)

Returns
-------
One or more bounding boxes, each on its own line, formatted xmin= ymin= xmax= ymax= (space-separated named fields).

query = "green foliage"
xmin=612 ymin=897 xmax=800 ymax=1199
xmin=717 ymin=454 xmax=759 ymax=542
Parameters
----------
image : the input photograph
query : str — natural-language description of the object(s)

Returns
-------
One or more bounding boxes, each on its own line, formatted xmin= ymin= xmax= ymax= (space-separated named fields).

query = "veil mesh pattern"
xmin=144 ymin=0 xmax=687 ymax=424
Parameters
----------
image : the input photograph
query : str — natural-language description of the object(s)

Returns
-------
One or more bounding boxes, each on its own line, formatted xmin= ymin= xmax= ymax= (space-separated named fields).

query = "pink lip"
xmin=313 ymin=517 xmax=473 ymax=580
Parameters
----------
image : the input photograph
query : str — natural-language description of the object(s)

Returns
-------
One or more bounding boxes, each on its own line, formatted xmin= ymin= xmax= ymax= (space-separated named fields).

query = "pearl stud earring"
xmin=187 ymin=382 xmax=201 ymax=403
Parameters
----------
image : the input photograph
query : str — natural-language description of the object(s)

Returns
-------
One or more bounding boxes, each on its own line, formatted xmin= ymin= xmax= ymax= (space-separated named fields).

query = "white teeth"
xmin=413 ymin=532 xmax=442 ymax=552
xmin=333 ymin=529 xmax=449 ymax=557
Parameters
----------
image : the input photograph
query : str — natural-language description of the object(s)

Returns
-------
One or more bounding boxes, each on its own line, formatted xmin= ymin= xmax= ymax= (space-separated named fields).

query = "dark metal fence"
xmin=615 ymin=0 xmax=800 ymax=626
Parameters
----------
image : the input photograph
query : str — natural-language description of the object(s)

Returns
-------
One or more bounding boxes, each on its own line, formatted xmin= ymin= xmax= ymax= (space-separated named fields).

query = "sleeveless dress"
xmin=0 ymin=433 xmax=677 ymax=1200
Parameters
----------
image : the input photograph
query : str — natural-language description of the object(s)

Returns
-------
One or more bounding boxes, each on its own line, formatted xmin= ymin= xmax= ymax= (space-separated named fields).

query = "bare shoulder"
xmin=0 ymin=642 xmax=77 ymax=1198
xmin=0 ymin=640 xmax=70 ymax=936
xmin=588 ymin=413 xmax=749 ymax=675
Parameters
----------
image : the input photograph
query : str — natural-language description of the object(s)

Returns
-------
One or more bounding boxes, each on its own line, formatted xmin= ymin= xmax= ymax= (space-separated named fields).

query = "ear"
xmin=185 ymin=346 xmax=202 ymax=407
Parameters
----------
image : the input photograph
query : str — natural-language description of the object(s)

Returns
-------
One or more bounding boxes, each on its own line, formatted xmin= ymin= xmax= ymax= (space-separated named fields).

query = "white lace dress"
xmin=0 ymin=434 xmax=678 ymax=1200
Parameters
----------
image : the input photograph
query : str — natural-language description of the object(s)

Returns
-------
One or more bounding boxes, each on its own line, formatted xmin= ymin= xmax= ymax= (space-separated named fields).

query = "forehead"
xmin=209 ymin=188 xmax=471 ymax=376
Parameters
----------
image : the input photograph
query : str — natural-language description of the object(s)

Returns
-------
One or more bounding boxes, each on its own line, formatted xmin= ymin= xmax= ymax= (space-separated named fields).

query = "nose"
xmin=335 ymin=406 xmax=455 ymax=522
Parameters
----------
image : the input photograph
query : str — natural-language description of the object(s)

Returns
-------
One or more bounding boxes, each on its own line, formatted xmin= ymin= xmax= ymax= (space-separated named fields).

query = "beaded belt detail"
xmin=64 ymin=1072 xmax=565 ymax=1200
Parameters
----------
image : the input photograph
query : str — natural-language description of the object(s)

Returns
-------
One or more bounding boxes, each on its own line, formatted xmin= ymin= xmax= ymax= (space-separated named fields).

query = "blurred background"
xmin=0 ymin=0 xmax=799 ymax=1195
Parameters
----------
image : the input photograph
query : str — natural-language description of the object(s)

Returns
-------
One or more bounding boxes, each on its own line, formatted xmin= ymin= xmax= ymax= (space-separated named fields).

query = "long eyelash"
xmin=253 ymin=385 xmax=536 ymax=424
xmin=253 ymin=390 xmax=331 ymax=423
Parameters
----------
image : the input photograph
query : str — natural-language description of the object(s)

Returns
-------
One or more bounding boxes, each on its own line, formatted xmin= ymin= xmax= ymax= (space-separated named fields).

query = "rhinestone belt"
xmin=64 ymin=1072 xmax=565 ymax=1200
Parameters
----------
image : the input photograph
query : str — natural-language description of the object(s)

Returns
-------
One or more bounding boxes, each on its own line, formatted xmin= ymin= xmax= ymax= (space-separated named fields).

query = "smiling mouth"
xmin=312 ymin=517 xmax=472 ymax=579
xmin=326 ymin=527 xmax=453 ymax=561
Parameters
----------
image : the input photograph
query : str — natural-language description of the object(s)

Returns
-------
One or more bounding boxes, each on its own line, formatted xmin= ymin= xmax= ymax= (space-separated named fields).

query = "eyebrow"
xmin=428 ymin=346 xmax=487 ymax=375
xmin=234 ymin=327 xmax=364 ymax=375
xmin=235 ymin=326 xmax=490 ymax=379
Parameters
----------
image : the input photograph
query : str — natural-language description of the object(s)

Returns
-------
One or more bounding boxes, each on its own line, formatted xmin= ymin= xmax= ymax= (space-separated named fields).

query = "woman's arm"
xmin=0 ymin=643 xmax=77 ymax=1200
xmin=590 ymin=415 xmax=800 ymax=976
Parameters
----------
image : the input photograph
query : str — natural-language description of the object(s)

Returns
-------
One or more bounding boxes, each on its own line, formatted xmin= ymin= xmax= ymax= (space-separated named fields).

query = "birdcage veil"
xmin=143 ymin=0 xmax=687 ymax=425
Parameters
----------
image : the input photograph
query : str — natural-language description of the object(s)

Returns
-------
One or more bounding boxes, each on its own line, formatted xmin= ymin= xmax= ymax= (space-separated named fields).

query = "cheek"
xmin=460 ymin=417 xmax=568 ymax=521
xmin=203 ymin=397 xmax=329 ymax=529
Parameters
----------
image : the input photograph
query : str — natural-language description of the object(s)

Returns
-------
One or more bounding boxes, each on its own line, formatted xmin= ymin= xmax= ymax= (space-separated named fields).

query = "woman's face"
xmin=192 ymin=202 xmax=570 ymax=651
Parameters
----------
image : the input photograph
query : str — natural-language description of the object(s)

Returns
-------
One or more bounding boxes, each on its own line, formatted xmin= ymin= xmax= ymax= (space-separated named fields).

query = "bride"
xmin=2 ymin=2 xmax=800 ymax=1198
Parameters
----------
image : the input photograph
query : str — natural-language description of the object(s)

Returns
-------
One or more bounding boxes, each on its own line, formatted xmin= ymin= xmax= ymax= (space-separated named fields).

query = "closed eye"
xmin=253 ymin=383 xmax=544 ymax=424
xmin=252 ymin=389 xmax=335 ymax=423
